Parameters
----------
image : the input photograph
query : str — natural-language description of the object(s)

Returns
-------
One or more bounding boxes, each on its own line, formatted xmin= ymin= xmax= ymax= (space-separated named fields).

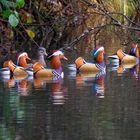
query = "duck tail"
xmin=117 ymin=49 xmax=126 ymax=60
xmin=33 ymin=62 xmax=44 ymax=73
xmin=3 ymin=60 xmax=16 ymax=72
xmin=75 ymin=57 xmax=86 ymax=69
xmin=3 ymin=60 xmax=10 ymax=68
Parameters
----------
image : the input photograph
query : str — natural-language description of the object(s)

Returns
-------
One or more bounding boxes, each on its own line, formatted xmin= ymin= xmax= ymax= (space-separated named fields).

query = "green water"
xmin=0 ymin=59 xmax=140 ymax=140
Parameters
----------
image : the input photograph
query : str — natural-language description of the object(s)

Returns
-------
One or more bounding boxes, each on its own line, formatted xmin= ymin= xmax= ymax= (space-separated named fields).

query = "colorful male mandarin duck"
xmin=33 ymin=50 xmax=68 ymax=78
xmin=75 ymin=47 xmax=105 ymax=73
xmin=3 ymin=60 xmax=28 ymax=79
xmin=108 ymin=43 xmax=139 ymax=65
xmin=16 ymin=52 xmax=33 ymax=76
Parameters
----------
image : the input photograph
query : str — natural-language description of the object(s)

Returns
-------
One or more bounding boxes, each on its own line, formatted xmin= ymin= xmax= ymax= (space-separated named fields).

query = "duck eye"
xmin=40 ymin=50 xmax=44 ymax=53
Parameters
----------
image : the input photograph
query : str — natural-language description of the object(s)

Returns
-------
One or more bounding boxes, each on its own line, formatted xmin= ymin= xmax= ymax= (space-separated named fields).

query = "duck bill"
xmin=44 ymin=52 xmax=48 ymax=56
xmin=44 ymin=52 xmax=48 ymax=59
xmin=62 ymin=56 xmax=68 ymax=61
xmin=26 ymin=56 xmax=31 ymax=61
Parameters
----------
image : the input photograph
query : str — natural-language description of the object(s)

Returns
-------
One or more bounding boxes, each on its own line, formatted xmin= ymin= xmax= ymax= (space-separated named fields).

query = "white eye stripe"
xmin=18 ymin=52 xmax=28 ymax=58
xmin=52 ymin=51 xmax=63 ymax=56
xmin=94 ymin=47 xmax=104 ymax=56
xmin=48 ymin=51 xmax=63 ymax=58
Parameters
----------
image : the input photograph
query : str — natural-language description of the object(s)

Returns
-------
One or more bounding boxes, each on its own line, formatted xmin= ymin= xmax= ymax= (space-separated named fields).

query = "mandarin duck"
xmin=33 ymin=50 xmax=68 ymax=79
xmin=75 ymin=47 xmax=105 ymax=73
xmin=0 ymin=52 xmax=30 ymax=78
xmin=16 ymin=52 xmax=33 ymax=76
xmin=108 ymin=43 xmax=139 ymax=66
xmin=3 ymin=60 xmax=28 ymax=79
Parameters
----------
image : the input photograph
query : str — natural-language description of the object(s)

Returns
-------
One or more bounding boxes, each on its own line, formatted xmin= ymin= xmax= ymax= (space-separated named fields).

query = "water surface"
xmin=0 ymin=50 xmax=140 ymax=140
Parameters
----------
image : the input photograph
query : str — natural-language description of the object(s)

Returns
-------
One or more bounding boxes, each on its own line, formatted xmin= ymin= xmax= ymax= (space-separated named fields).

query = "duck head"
xmin=38 ymin=47 xmax=48 ymax=57
xmin=17 ymin=52 xmax=31 ymax=68
xmin=91 ymin=47 xmax=105 ymax=63
xmin=48 ymin=50 xmax=68 ymax=69
xmin=38 ymin=47 xmax=48 ymax=67
xmin=129 ymin=43 xmax=139 ymax=57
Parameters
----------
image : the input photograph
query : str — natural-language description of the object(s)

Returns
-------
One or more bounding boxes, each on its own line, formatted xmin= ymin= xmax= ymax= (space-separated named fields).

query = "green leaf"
xmin=16 ymin=0 xmax=25 ymax=8
xmin=2 ymin=10 xmax=12 ymax=19
xmin=0 ymin=0 xmax=16 ymax=9
xmin=8 ymin=14 xmax=19 ymax=28
xmin=26 ymin=29 xmax=35 ymax=39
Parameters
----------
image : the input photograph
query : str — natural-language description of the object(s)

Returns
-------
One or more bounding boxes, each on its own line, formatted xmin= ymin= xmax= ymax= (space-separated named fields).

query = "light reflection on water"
xmin=0 ymin=62 xmax=140 ymax=139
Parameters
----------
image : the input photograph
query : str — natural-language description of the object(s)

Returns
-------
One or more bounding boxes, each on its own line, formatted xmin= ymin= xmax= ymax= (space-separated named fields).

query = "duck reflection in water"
xmin=33 ymin=77 xmax=68 ymax=105
xmin=3 ymin=76 xmax=32 ymax=96
xmin=51 ymin=78 xmax=68 ymax=105
xmin=33 ymin=78 xmax=48 ymax=89
xmin=117 ymin=64 xmax=139 ymax=79
xmin=17 ymin=79 xmax=32 ymax=96
xmin=33 ymin=76 xmax=62 ymax=89
xmin=131 ymin=64 xmax=139 ymax=79
xmin=108 ymin=57 xmax=139 ymax=79
xmin=92 ymin=72 xmax=105 ymax=98
xmin=76 ymin=71 xmax=106 ymax=98
xmin=3 ymin=77 xmax=15 ymax=88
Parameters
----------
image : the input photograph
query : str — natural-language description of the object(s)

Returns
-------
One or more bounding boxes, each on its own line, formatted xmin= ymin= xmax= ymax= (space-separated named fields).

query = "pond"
xmin=0 ymin=44 xmax=140 ymax=140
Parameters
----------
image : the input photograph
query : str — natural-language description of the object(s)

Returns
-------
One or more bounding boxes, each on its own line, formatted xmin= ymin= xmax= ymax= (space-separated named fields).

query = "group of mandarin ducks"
xmin=1 ymin=47 xmax=68 ymax=80
xmin=0 ymin=42 xmax=139 ymax=80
